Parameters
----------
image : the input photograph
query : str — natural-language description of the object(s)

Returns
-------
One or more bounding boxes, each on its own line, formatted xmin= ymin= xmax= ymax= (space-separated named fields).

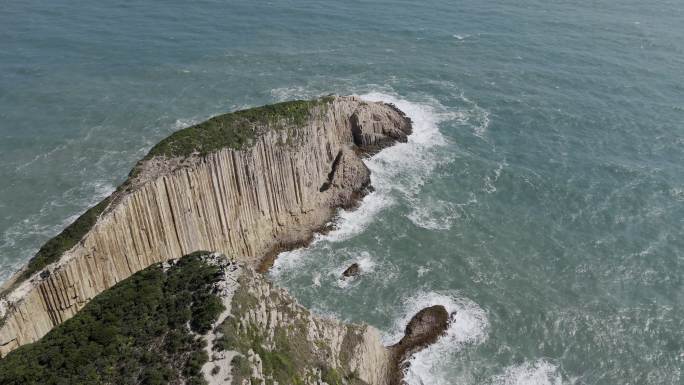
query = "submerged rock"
xmin=342 ymin=263 xmax=361 ymax=278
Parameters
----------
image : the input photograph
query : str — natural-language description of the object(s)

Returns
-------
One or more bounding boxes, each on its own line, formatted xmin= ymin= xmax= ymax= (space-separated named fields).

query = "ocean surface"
xmin=1 ymin=0 xmax=683 ymax=383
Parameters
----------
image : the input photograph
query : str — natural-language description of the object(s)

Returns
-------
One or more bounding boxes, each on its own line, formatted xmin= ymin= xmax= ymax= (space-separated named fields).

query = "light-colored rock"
xmin=0 ymin=96 xmax=411 ymax=358
xmin=200 ymin=254 xmax=243 ymax=385
xmin=214 ymin=265 xmax=390 ymax=385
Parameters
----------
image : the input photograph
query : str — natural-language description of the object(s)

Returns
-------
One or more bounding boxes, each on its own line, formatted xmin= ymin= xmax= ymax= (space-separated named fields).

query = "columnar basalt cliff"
xmin=0 ymin=96 xmax=412 ymax=357
xmin=0 ymin=253 xmax=443 ymax=385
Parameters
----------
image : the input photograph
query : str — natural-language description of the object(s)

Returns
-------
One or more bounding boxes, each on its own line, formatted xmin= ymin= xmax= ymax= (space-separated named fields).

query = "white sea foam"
xmin=270 ymin=86 xmax=321 ymax=102
xmin=354 ymin=252 xmax=377 ymax=273
xmin=312 ymin=272 xmax=322 ymax=287
xmin=357 ymin=91 xmax=448 ymax=195
xmin=324 ymin=191 xmax=395 ymax=242
xmin=457 ymin=93 xmax=491 ymax=139
xmin=336 ymin=251 xmax=377 ymax=288
xmin=386 ymin=291 xmax=489 ymax=385
xmin=472 ymin=107 xmax=490 ymax=138
xmin=408 ymin=199 xmax=460 ymax=230
xmin=486 ymin=360 xmax=564 ymax=385
xmin=483 ymin=161 xmax=506 ymax=194
xmin=15 ymin=143 xmax=68 ymax=172
xmin=66 ymin=180 xmax=115 ymax=216
xmin=174 ymin=117 xmax=201 ymax=130
xmin=328 ymin=92 xmax=452 ymax=236
xmin=670 ymin=187 xmax=684 ymax=201
xmin=0 ymin=178 xmax=116 ymax=284
xmin=271 ymin=247 xmax=310 ymax=275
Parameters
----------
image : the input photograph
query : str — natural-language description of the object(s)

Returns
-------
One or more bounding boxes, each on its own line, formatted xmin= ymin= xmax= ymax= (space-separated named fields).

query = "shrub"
xmin=0 ymin=253 xmax=224 ymax=385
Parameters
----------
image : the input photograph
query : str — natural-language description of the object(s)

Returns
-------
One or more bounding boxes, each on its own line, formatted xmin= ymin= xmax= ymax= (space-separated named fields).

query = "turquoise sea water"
xmin=1 ymin=0 xmax=683 ymax=383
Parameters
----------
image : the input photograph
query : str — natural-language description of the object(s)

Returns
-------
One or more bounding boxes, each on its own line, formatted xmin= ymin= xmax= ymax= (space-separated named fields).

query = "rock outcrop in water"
xmin=388 ymin=305 xmax=450 ymax=385
xmin=342 ymin=263 xmax=361 ymax=278
xmin=0 ymin=96 xmax=412 ymax=357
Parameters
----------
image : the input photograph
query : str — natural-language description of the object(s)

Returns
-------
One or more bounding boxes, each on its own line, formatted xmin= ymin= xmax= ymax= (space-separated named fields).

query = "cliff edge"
xmin=0 ymin=96 xmax=412 ymax=357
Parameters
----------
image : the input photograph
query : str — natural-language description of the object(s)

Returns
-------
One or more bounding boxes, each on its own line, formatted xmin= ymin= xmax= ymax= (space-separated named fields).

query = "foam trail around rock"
xmin=385 ymin=291 xmax=489 ymax=385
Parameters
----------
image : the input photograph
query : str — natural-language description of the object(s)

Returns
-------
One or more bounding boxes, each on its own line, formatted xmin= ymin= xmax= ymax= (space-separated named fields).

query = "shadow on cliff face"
xmin=388 ymin=305 xmax=451 ymax=385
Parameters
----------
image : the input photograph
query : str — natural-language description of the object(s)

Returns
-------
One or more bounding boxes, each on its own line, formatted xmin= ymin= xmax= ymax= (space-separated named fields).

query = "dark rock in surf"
xmin=342 ymin=263 xmax=361 ymax=278
xmin=388 ymin=305 xmax=450 ymax=385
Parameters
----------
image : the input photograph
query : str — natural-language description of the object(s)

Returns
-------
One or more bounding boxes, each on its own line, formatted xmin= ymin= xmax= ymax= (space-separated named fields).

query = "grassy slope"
xmin=0 ymin=252 xmax=225 ymax=385
xmin=2 ymin=97 xmax=333 ymax=295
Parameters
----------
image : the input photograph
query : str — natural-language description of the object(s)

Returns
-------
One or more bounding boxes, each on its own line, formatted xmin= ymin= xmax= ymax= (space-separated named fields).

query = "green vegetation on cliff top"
xmin=0 ymin=252 xmax=225 ymax=385
xmin=1 ymin=96 xmax=334 ymax=295
xmin=144 ymin=96 xmax=334 ymax=159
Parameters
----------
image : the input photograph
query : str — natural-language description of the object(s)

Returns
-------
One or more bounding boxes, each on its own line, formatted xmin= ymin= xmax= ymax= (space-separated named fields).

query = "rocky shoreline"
xmin=0 ymin=96 xmax=448 ymax=384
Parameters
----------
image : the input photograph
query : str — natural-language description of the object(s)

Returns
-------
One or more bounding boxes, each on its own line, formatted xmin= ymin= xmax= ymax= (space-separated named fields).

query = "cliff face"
xmin=0 ymin=96 xmax=411 ymax=357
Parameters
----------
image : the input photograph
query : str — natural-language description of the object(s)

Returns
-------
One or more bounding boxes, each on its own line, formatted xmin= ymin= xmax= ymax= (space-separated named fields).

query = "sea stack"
xmin=389 ymin=305 xmax=451 ymax=385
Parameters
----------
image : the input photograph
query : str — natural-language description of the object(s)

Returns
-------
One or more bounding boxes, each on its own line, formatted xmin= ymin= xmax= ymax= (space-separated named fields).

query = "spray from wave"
xmin=389 ymin=293 xmax=565 ymax=385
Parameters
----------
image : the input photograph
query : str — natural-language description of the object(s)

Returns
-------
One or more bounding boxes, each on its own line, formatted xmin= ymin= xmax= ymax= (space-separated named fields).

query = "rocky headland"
xmin=0 ymin=96 xmax=448 ymax=384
